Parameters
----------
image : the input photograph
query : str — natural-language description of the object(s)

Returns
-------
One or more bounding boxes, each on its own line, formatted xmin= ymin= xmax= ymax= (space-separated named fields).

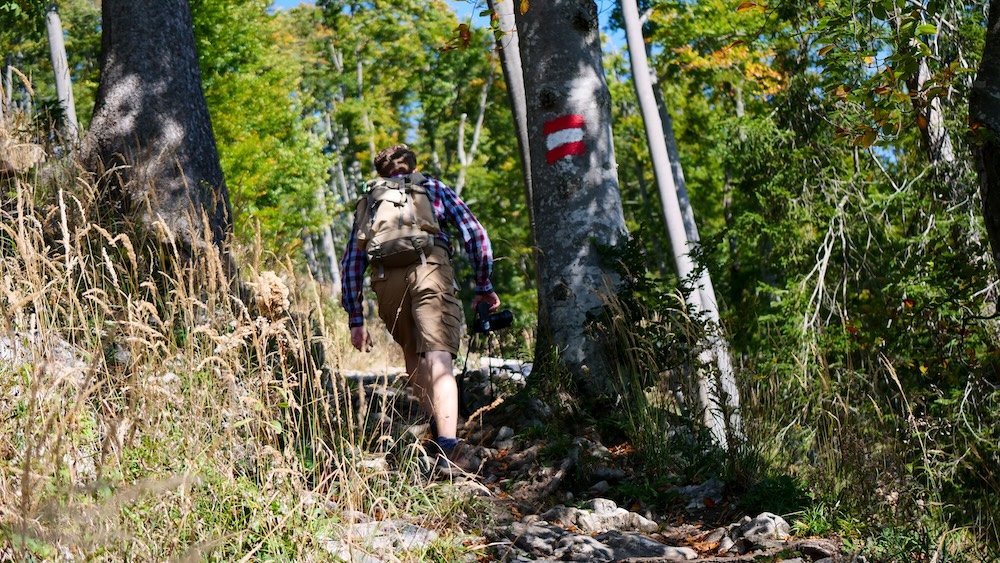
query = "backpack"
xmin=354 ymin=172 xmax=441 ymax=267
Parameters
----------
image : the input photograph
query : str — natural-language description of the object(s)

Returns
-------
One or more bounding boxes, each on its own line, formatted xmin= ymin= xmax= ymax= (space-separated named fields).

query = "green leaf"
xmin=915 ymin=23 xmax=937 ymax=35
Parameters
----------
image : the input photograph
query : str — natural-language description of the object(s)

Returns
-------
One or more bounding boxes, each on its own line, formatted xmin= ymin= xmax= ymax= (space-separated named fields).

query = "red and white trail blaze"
xmin=543 ymin=114 xmax=586 ymax=164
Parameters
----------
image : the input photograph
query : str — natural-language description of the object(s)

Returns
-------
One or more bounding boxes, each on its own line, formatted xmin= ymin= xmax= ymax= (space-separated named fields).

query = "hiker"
xmin=340 ymin=144 xmax=501 ymax=475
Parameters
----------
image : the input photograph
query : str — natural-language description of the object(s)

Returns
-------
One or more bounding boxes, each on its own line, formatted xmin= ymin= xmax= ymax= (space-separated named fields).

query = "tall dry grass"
xmin=0 ymin=147 xmax=475 ymax=560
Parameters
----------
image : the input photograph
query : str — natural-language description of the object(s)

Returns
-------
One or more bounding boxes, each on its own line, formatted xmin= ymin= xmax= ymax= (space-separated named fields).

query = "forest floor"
xmin=328 ymin=362 xmax=861 ymax=562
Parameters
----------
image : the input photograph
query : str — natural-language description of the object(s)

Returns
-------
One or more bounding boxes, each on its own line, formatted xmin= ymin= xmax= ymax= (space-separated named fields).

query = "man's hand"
xmin=350 ymin=326 xmax=373 ymax=352
xmin=472 ymin=291 xmax=501 ymax=313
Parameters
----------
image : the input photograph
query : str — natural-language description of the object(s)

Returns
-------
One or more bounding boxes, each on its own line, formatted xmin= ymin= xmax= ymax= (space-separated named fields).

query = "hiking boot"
xmin=433 ymin=441 xmax=482 ymax=478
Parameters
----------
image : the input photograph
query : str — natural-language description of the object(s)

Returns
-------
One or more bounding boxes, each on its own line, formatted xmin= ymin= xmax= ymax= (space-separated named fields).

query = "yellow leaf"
xmin=519 ymin=0 xmax=529 ymax=14
xmin=859 ymin=127 xmax=877 ymax=147
xmin=818 ymin=44 xmax=835 ymax=56
xmin=919 ymin=364 xmax=928 ymax=374
xmin=737 ymin=1 xmax=759 ymax=11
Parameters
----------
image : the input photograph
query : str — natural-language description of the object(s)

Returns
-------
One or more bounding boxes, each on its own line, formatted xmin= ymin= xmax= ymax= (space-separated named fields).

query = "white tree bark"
xmin=915 ymin=58 xmax=955 ymax=164
xmin=455 ymin=64 xmax=494 ymax=195
xmin=46 ymin=4 xmax=78 ymax=140
xmin=622 ymin=0 xmax=741 ymax=447
xmin=488 ymin=0 xmax=533 ymax=207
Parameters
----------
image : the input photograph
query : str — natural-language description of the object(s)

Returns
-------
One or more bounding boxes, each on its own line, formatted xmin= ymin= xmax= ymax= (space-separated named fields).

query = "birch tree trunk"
xmin=46 ymin=4 xmax=77 ymax=140
xmin=83 ymin=0 xmax=231 ymax=257
xmin=971 ymin=0 xmax=1000 ymax=276
xmin=488 ymin=0 xmax=533 ymax=208
xmin=515 ymin=0 xmax=628 ymax=393
xmin=912 ymin=58 xmax=956 ymax=165
xmin=622 ymin=0 xmax=741 ymax=447
xmin=455 ymin=65 xmax=494 ymax=195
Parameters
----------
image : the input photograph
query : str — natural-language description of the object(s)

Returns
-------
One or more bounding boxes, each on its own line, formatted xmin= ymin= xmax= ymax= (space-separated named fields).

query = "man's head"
xmin=374 ymin=144 xmax=417 ymax=177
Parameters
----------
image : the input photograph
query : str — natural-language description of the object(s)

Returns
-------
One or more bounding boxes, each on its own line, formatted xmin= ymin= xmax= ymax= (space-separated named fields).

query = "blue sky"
xmin=268 ymin=0 xmax=623 ymax=49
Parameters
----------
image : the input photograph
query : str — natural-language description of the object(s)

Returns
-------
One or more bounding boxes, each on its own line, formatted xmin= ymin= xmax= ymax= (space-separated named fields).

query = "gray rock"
xmin=588 ymin=480 xmax=611 ymax=495
xmin=736 ymin=512 xmax=791 ymax=544
xmin=704 ymin=526 xmax=728 ymax=543
xmin=511 ymin=521 xmax=562 ymax=556
xmin=540 ymin=499 xmax=658 ymax=534
xmin=495 ymin=426 xmax=515 ymax=442
xmin=673 ymin=477 xmax=726 ymax=510
xmin=553 ymin=533 xmax=614 ymax=561
xmin=591 ymin=466 xmax=627 ymax=481
xmin=717 ymin=535 xmax=735 ymax=554
xmin=792 ymin=538 xmax=839 ymax=559
xmin=595 ymin=530 xmax=698 ymax=560
xmin=322 ymin=519 xmax=439 ymax=560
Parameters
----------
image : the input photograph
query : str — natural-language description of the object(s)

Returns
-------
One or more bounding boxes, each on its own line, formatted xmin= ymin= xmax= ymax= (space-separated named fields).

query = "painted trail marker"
xmin=544 ymin=114 xmax=586 ymax=164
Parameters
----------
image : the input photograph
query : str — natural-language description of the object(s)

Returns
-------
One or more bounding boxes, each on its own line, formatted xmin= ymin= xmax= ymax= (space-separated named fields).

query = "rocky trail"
xmin=326 ymin=360 xmax=864 ymax=563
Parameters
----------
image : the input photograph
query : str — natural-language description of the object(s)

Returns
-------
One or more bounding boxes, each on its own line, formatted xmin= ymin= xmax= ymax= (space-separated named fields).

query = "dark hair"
xmin=374 ymin=144 xmax=417 ymax=177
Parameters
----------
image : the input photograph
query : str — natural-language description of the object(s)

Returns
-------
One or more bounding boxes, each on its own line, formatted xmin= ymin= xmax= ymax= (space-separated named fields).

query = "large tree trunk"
xmin=623 ymin=0 xmax=741 ymax=447
xmin=83 ymin=0 xmax=231 ymax=256
xmin=515 ymin=0 xmax=628 ymax=394
xmin=46 ymin=4 xmax=78 ymax=141
xmin=972 ymin=0 xmax=1000 ymax=277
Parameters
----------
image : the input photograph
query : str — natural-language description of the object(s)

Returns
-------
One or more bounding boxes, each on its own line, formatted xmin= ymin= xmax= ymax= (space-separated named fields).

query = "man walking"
xmin=340 ymin=144 xmax=500 ymax=475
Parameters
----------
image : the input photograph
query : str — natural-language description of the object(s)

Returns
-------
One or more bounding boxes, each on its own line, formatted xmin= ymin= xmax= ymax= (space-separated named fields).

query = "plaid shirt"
xmin=340 ymin=175 xmax=495 ymax=327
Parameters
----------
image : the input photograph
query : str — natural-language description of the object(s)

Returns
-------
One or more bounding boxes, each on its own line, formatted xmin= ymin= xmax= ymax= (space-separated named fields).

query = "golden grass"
xmin=0 ymin=151 xmax=471 ymax=560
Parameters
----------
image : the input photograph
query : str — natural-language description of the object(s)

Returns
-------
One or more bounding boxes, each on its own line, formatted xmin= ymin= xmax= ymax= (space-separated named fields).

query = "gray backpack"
xmin=354 ymin=172 xmax=441 ymax=267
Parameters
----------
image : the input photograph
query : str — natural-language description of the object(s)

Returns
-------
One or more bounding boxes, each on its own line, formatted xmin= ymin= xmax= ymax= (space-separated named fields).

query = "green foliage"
xmin=191 ymin=0 xmax=329 ymax=258
xmin=737 ymin=474 xmax=808 ymax=518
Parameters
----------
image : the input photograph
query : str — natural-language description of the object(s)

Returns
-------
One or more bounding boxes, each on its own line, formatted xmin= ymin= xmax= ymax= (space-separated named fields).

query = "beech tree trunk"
xmin=515 ymin=0 xmax=628 ymax=393
xmin=972 ymin=0 xmax=1000 ymax=277
xmin=84 ymin=0 xmax=231 ymax=255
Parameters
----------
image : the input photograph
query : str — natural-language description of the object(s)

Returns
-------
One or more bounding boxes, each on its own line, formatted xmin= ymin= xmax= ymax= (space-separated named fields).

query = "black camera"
xmin=473 ymin=301 xmax=514 ymax=333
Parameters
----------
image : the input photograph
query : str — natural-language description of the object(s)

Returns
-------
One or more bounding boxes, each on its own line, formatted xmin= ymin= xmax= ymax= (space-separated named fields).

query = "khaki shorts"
xmin=371 ymin=246 xmax=463 ymax=357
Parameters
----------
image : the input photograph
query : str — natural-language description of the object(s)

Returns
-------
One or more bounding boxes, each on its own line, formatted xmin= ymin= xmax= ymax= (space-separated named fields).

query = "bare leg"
xmin=404 ymin=350 xmax=432 ymax=418
xmin=422 ymin=350 xmax=458 ymax=439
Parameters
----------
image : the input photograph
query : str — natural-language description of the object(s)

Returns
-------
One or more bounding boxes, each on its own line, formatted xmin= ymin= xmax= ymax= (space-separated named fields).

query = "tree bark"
xmin=972 ymin=0 xmax=1000 ymax=277
xmin=515 ymin=0 xmax=628 ymax=393
xmin=455 ymin=63 xmax=494 ymax=195
xmin=46 ymin=4 xmax=78 ymax=141
xmin=623 ymin=0 xmax=741 ymax=446
xmin=488 ymin=0 xmax=533 ymax=209
xmin=913 ymin=58 xmax=956 ymax=165
xmin=83 ymin=0 xmax=231 ymax=256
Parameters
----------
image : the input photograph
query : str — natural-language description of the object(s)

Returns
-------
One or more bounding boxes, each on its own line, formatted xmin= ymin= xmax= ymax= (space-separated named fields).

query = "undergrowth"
xmin=592 ymin=233 xmax=1000 ymax=560
xmin=0 ymin=147 xmax=480 ymax=560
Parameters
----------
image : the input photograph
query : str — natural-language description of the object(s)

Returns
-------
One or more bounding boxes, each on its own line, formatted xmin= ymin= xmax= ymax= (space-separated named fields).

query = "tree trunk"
xmin=623 ymin=0 xmax=741 ymax=446
xmin=972 ymin=0 xmax=1000 ymax=277
xmin=46 ymin=4 xmax=78 ymax=141
xmin=488 ymin=0 xmax=533 ymax=209
xmin=3 ymin=56 xmax=12 ymax=117
xmin=83 ymin=0 xmax=231 ymax=256
xmin=515 ymin=0 xmax=628 ymax=393
xmin=455 ymin=64 xmax=494 ymax=195
xmin=357 ymin=58 xmax=377 ymax=174
xmin=912 ymin=58 xmax=956 ymax=165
